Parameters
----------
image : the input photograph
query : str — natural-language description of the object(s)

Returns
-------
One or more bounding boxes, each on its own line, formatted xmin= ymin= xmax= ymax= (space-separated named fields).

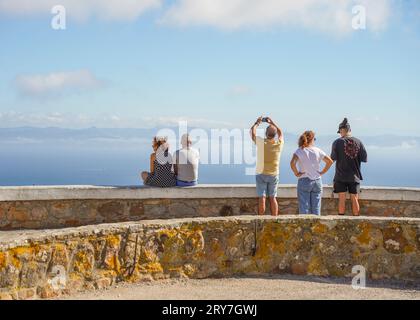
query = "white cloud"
xmin=15 ymin=70 xmax=102 ymax=97
xmin=160 ymin=0 xmax=392 ymax=34
xmin=368 ymin=140 xmax=418 ymax=150
xmin=0 ymin=111 xmax=73 ymax=127
xmin=227 ymin=85 xmax=252 ymax=97
xmin=0 ymin=112 xmax=236 ymax=129
xmin=400 ymin=140 xmax=418 ymax=149
xmin=0 ymin=0 xmax=161 ymax=21
xmin=0 ymin=0 xmax=393 ymax=33
xmin=134 ymin=116 xmax=236 ymax=128
xmin=353 ymin=116 xmax=381 ymax=124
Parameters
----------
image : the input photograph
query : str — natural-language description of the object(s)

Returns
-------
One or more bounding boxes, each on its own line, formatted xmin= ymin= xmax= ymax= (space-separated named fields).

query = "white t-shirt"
xmin=294 ymin=146 xmax=327 ymax=180
xmin=174 ymin=147 xmax=199 ymax=182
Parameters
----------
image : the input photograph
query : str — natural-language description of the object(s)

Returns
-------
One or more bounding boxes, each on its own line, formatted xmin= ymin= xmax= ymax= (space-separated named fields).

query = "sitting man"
xmin=250 ymin=117 xmax=284 ymax=216
xmin=173 ymin=134 xmax=200 ymax=187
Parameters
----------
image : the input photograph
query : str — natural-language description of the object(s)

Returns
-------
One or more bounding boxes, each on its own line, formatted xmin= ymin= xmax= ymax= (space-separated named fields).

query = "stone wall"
xmin=0 ymin=215 xmax=419 ymax=300
xmin=0 ymin=185 xmax=419 ymax=230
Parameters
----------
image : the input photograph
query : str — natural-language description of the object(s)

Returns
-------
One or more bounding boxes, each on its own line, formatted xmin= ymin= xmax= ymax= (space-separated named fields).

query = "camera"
xmin=262 ymin=117 xmax=268 ymax=123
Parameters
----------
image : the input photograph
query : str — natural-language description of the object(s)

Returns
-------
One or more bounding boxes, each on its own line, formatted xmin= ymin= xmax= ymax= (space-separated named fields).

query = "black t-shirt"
xmin=331 ymin=136 xmax=367 ymax=183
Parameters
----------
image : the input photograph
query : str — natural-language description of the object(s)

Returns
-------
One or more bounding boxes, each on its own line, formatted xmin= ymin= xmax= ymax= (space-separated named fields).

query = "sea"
xmin=1 ymin=133 xmax=419 ymax=188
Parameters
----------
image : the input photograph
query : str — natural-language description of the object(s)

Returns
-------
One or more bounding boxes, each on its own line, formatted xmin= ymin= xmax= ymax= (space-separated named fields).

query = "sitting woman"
xmin=141 ymin=136 xmax=176 ymax=187
xmin=290 ymin=131 xmax=333 ymax=215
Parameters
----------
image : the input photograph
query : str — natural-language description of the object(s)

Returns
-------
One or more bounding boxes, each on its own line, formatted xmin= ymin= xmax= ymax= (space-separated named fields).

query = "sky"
xmin=0 ymin=0 xmax=420 ymax=135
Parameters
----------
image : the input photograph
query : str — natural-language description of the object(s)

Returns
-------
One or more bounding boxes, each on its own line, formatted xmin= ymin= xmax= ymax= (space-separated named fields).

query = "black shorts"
xmin=333 ymin=181 xmax=360 ymax=194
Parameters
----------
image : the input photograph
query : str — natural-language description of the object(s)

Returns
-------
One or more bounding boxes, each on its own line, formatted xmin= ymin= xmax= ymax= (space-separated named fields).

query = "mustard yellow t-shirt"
xmin=255 ymin=136 xmax=284 ymax=176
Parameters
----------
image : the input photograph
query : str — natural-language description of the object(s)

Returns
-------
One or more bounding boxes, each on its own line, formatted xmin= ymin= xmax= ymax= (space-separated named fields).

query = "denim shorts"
xmin=256 ymin=174 xmax=279 ymax=197
xmin=176 ymin=179 xmax=197 ymax=187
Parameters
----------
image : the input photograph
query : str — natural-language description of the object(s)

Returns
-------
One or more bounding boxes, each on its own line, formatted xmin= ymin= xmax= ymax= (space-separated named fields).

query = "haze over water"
xmin=1 ymin=128 xmax=419 ymax=188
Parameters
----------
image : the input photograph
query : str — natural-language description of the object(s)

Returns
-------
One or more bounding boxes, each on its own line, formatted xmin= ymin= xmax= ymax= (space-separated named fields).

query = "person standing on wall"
xmin=290 ymin=131 xmax=334 ymax=215
xmin=250 ymin=116 xmax=284 ymax=216
xmin=331 ymin=118 xmax=368 ymax=216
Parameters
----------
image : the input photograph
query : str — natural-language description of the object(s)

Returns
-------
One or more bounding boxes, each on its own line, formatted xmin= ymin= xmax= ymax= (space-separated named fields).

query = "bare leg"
xmin=258 ymin=197 xmax=266 ymax=215
xmin=269 ymin=196 xmax=279 ymax=216
xmin=351 ymin=194 xmax=360 ymax=216
xmin=338 ymin=192 xmax=346 ymax=215
xmin=141 ymin=171 xmax=149 ymax=183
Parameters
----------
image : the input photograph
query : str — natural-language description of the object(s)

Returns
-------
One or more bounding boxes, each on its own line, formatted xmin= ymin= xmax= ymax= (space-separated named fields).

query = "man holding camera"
xmin=250 ymin=116 xmax=284 ymax=216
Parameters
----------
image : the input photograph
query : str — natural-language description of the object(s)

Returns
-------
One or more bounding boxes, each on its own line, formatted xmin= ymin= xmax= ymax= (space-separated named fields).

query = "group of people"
xmin=251 ymin=117 xmax=367 ymax=216
xmin=141 ymin=133 xmax=200 ymax=187
xmin=141 ymin=117 xmax=368 ymax=216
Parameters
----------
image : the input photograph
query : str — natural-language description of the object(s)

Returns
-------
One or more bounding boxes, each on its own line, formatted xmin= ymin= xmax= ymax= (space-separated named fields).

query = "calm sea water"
xmin=1 ymin=139 xmax=419 ymax=188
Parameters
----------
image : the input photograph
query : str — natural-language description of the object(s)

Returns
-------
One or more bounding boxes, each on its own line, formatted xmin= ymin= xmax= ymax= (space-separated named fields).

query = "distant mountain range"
xmin=0 ymin=127 xmax=418 ymax=149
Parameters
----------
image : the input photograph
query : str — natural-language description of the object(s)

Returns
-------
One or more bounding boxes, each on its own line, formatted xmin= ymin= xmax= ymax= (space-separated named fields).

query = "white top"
xmin=294 ymin=146 xmax=327 ymax=180
xmin=174 ymin=147 xmax=200 ymax=182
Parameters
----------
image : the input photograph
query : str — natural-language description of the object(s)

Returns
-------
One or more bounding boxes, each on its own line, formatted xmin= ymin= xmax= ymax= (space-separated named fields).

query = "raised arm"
xmin=250 ymin=116 xmax=262 ymax=143
xmin=267 ymin=117 xmax=283 ymax=141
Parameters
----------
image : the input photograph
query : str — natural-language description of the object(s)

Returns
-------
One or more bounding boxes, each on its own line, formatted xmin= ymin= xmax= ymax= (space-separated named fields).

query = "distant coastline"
xmin=0 ymin=127 xmax=419 ymax=188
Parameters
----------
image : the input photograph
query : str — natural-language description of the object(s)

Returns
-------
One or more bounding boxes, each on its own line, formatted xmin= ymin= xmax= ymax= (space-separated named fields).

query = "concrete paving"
xmin=56 ymin=275 xmax=420 ymax=300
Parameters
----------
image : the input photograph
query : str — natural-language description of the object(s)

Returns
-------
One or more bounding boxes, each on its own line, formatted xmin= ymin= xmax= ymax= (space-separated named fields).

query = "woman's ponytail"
xmin=298 ymin=131 xmax=315 ymax=148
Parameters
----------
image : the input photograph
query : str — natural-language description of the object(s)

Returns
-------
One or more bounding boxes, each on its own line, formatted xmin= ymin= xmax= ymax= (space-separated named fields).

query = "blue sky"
xmin=0 ymin=0 xmax=419 ymax=135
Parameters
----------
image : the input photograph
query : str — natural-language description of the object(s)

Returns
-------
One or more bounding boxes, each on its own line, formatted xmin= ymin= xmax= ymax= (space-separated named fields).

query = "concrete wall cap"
xmin=0 ymin=184 xmax=419 ymax=202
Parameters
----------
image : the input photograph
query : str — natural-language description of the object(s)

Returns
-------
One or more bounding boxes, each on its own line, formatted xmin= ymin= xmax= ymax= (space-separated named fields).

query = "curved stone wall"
xmin=0 ymin=215 xmax=419 ymax=300
xmin=0 ymin=185 xmax=419 ymax=230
